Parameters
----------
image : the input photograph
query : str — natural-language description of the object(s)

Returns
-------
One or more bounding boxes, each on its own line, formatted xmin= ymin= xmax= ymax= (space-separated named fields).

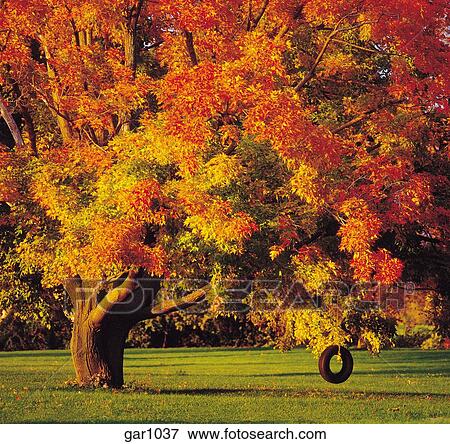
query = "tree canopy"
xmin=0 ymin=0 xmax=449 ymax=361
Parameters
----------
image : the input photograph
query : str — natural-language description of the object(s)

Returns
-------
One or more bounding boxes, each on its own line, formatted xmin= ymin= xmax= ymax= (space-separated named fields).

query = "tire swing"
xmin=318 ymin=345 xmax=353 ymax=384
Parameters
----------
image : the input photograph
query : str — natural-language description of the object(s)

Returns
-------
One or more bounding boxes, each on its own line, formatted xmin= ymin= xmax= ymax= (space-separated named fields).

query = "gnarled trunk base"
xmin=71 ymin=313 xmax=131 ymax=388
xmin=67 ymin=273 xmax=208 ymax=389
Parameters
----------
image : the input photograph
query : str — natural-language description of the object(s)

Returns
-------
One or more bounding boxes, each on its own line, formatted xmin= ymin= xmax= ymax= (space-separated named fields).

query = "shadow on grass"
xmin=156 ymin=388 xmax=450 ymax=399
xmin=126 ymin=347 xmax=268 ymax=355
xmin=353 ymin=369 xmax=450 ymax=376
xmin=125 ymin=363 xmax=199 ymax=368
xmin=122 ymin=365 xmax=449 ymax=377
xmin=0 ymin=351 xmax=70 ymax=359
xmin=125 ymin=353 xmax=270 ymax=361
xmin=124 ymin=361 xmax=307 ymax=368
xmin=56 ymin=385 xmax=450 ymax=400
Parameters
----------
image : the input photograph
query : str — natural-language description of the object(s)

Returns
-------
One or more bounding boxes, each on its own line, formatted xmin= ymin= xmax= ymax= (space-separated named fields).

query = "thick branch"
xmin=63 ymin=276 xmax=82 ymax=305
xmin=294 ymin=17 xmax=376 ymax=91
xmin=252 ymin=0 xmax=269 ymax=30
xmin=246 ymin=0 xmax=253 ymax=31
xmin=293 ymin=217 xmax=339 ymax=251
xmin=331 ymin=38 xmax=379 ymax=53
xmin=19 ymin=107 xmax=37 ymax=154
xmin=29 ymin=83 xmax=74 ymax=122
xmin=133 ymin=0 xmax=144 ymax=35
xmin=9 ymin=78 xmax=37 ymax=155
xmin=42 ymin=44 xmax=75 ymax=141
xmin=274 ymin=24 xmax=289 ymax=42
xmin=332 ymin=99 xmax=404 ymax=134
xmin=0 ymin=93 xmax=25 ymax=148
xmin=151 ymin=284 xmax=211 ymax=316
xmin=183 ymin=30 xmax=198 ymax=66
xmin=294 ymin=29 xmax=337 ymax=90
xmin=88 ymin=269 xmax=139 ymax=329
xmin=124 ymin=0 xmax=144 ymax=72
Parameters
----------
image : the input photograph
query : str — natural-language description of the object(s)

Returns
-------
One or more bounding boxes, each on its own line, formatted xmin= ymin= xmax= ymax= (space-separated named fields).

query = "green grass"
xmin=0 ymin=347 xmax=449 ymax=423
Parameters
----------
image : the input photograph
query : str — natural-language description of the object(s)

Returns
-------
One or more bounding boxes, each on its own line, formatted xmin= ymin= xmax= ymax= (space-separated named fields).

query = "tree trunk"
xmin=65 ymin=272 xmax=208 ymax=388
xmin=21 ymin=107 xmax=37 ymax=155
xmin=119 ymin=0 xmax=144 ymax=134
xmin=120 ymin=30 xmax=136 ymax=133
xmin=68 ymin=276 xmax=139 ymax=388
xmin=42 ymin=45 xmax=76 ymax=143
xmin=71 ymin=311 xmax=131 ymax=388
xmin=7 ymin=74 xmax=38 ymax=155
xmin=124 ymin=30 xmax=136 ymax=73
xmin=0 ymin=93 xmax=25 ymax=148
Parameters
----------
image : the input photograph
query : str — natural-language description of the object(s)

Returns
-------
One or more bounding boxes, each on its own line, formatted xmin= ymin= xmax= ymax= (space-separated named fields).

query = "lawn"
xmin=0 ymin=347 xmax=449 ymax=423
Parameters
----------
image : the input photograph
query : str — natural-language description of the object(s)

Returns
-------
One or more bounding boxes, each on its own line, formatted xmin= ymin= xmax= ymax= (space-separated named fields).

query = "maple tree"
xmin=0 ymin=0 xmax=448 ymax=387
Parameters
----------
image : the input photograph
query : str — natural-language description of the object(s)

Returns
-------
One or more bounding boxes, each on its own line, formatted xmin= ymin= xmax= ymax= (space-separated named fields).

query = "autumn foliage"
xmin=0 ymin=0 xmax=449 ymax=355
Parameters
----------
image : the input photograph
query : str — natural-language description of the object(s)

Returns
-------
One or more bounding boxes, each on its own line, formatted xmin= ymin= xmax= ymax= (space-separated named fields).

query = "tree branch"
xmin=0 ymin=92 xmax=25 ymax=148
xmin=331 ymin=38 xmax=379 ymax=53
xmin=332 ymin=99 xmax=404 ymax=134
xmin=183 ymin=30 xmax=198 ymax=66
xmin=133 ymin=0 xmax=144 ymax=34
xmin=274 ymin=24 xmax=289 ymax=42
xmin=8 ymin=76 xmax=38 ymax=155
xmin=252 ymin=0 xmax=269 ymax=30
xmin=294 ymin=16 xmax=376 ymax=91
xmin=88 ymin=269 xmax=140 ymax=329
xmin=63 ymin=275 xmax=83 ymax=306
xmin=246 ymin=0 xmax=253 ymax=31
xmin=29 ymin=82 xmax=73 ymax=121
xmin=151 ymin=284 xmax=211 ymax=316
xmin=41 ymin=44 xmax=75 ymax=141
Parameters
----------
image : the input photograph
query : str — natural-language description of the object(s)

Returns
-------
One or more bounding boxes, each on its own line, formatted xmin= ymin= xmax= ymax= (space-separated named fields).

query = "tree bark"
xmin=0 ymin=93 xmax=25 ymax=148
xmin=120 ymin=0 xmax=144 ymax=133
xmin=6 ymin=72 xmax=38 ymax=155
xmin=66 ymin=272 xmax=209 ymax=388
xmin=20 ymin=107 xmax=37 ymax=155
xmin=68 ymin=271 xmax=150 ymax=388
xmin=42 ymin=45 xmax=76 ymax=143
xmin=71 ymin=311 xmax=132 ymax=388
xmin=183 ymin=30 xmax=199 ymax=66
xmin=124 ymin=30 xmax=137 ymax=73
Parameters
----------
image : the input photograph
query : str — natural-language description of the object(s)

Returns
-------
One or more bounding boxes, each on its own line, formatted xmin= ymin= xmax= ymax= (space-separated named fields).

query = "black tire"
xmin=318 ymin=345 xmax=353 ymax=384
